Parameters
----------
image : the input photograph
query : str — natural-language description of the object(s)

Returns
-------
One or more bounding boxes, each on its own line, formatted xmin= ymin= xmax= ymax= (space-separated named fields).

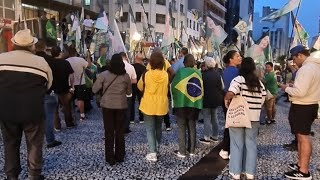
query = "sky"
xmin=254 ymin=0 xmax=320 ymax=40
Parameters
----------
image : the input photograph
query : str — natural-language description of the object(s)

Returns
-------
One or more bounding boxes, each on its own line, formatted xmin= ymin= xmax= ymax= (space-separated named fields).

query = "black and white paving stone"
xmin=1 ymin=98 xmax=320 ymax=179
xmin=0 ymin=104 xmax=222 ymax=180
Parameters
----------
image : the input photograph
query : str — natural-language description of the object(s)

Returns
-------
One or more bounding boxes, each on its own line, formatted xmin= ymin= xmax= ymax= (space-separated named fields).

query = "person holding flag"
xmin=171 ymin=54 xmax=204 ymax=158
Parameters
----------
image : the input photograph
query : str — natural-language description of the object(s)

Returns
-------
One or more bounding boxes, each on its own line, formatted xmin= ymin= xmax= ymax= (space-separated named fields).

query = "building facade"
xmin=188 ymin=0 xmax=226 ymax=28
xmin=186 ymin=10 xmax=201 ymax=40
xmin=253 ymin=7 xmax=290 ymax=59
xmin=224 ymin=0 xmax=254 ymax=44
xmin=105 ymin=0 xmax=187 ymax=45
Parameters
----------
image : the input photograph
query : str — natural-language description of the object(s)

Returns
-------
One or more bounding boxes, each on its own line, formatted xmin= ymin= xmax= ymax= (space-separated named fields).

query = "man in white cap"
xmin=0 ymin=29 xmax=52 ymax=180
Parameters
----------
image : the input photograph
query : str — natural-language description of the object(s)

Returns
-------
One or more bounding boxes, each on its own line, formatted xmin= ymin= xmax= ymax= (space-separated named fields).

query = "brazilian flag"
xmin=46 ymin=20 xmax=57 ymax=40
xmin=171 ymin=68 xmax=203 ymax=109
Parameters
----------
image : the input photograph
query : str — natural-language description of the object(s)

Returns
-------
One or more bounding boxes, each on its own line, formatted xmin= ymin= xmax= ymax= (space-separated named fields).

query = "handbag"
xmin=225 ymin=87 xmax=251 ymax=128
xmin=95 ymin=75 xmax=118 ymax=107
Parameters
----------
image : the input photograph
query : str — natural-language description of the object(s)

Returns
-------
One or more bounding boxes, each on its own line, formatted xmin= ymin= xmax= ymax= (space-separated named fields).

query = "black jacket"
xmin=202 ymin=68 xmax=223 ymax=108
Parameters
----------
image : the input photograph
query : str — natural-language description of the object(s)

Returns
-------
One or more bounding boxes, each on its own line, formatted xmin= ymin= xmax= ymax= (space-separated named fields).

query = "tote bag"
xmin=225 ymin=92 xmax=251 ymax=128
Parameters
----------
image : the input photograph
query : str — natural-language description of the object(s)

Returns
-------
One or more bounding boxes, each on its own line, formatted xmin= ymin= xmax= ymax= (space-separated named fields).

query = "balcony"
xmin=208 ymin=0 xmax=226 ymax=12
xmin=208 ymin=11 xmax=226 ymax=25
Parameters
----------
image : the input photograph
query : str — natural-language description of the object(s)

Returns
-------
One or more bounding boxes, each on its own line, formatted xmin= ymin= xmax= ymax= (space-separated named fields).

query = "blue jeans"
xmin=229 ymin=122 xmax=260 ymax=175
xmin=203 ymin=108 xmax=219 ymax=140
xmin=144 ymin=115 xmax=163 ymax=153
xmin=44 ymin=94 xmax=58 ymax=144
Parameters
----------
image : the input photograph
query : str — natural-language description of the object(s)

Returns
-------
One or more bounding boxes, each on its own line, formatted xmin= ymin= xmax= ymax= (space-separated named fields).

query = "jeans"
xmin=222 ymin=100 xmax=230 ymax=152
xmin=131 ymin=87 xmax=143 ymax=122
xmin=176 ymin=116 xmax=196 ymax=154
xmin=54 ymin=92 xmax=74 ymax=129
xmin=229 ymin=122 xmax=260 ymax=175
xmin=144 ymin=115 xmax=163 ymax=153
xmin=203 ymin=108 xmax=219 ymax=140
xmin=44 ymin=94 xmax=57 ymax=144
xmin=126 ymin=97 xmax=132 ymax=130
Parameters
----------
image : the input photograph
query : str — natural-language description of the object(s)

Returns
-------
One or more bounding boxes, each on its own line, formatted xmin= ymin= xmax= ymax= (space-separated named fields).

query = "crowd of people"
xmin=0 ymin=29 xmax=320 ymax=180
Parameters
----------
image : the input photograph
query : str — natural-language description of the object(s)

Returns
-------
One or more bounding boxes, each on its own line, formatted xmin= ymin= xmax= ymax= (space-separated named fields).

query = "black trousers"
xmin=130 ymin=88 xmax=143 ymax=122
xmin=102 ymin=108 xmax=126 ymax=162
xmin=221 ymin=93 xmax=230 ymax=152
xmin=0 ymin=120 xmax=44 ymax=178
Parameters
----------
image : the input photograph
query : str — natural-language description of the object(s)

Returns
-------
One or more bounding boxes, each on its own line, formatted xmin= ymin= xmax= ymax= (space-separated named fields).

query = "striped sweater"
xmin=0 ymin=50 xmax=53 ymax=123
xmin=228 ymin=76 xmax=266 ymax=122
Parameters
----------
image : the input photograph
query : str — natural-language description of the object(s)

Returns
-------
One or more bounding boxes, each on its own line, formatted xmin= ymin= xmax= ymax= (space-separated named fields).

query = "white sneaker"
xmin=219 ymin=149 xmax=229 ymax=160
xmin=246 ymin=173 xmax=254 ymax=179
xmin=174 ymin=150 xmax=186 ymax=158
xmin=230 ymin=172 xmax=240 ymax=179
xmin=146 ymin=153 xmax=157 ymax=162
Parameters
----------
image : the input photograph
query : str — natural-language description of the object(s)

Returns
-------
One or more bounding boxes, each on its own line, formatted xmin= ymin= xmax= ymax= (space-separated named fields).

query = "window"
xmin=4 ymin=0 xmax=14 ymax=8
xmin=136 ymin=12 xmax=141 ymax=22
xmin=180 ymin=21 xmax=183 ymax=29
xmin=197 ymin=23 xmax=199 ymax=31
xmin=136 ymin=0 xmax=149 ymax=3
xmin=0 ymin=0 xmax=15 ymax=20
xmin=156 ymin=0 xmax=166 ymax=6
xmin=84 ymin=0 xmax=91 ymax=6
xmin=186 ymin=19 xmax=188 ymax=28
xmin=180 ymin=4 xmax=184 ymax=14
xmin=120 ymin=12 xmax=128 ymax=22
xmin=172 ymin=18 xmax=176 ymax=28
xmin=172 ymin=0 xmax=177 ymax=11
xmin=189 ymin=19 xmax=192 ymax=28
xmin=193 ymin=21 xmax=195 ymax=30
xmin=156 ymin=14 xmax=165 ymax=24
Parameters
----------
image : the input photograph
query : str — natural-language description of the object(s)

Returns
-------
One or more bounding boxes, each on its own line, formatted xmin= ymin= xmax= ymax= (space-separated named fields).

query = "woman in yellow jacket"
xmin=138 ymin=52 xmax=169 ymax=162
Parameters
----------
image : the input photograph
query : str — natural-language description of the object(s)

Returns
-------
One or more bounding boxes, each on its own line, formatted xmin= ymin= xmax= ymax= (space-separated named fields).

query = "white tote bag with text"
xmin=225 ymin=93 xmax=251 ymax=128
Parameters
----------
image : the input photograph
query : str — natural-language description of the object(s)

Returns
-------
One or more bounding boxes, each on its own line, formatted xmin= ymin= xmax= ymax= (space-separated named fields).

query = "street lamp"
xmin=133 ymin=32 xmax=142 ymax=41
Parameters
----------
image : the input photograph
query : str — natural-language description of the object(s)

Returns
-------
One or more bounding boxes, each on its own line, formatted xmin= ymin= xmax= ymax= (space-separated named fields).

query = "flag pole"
xmin=140 ymin=1 xmax=155 ymax=45
xmin=284 ymin=0 xmax=302 ymax=84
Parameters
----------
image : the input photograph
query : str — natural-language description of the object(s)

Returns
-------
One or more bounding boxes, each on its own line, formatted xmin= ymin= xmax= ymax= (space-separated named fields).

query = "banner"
xmin=261 ymin=0 xmax=300 ymax=22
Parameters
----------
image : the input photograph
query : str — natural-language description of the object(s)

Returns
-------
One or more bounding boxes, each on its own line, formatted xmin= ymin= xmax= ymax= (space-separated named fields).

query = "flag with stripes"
xmin=95 ymin=7 xmax=109 ymax=31
xmin=261 ymin=0 xmax=300 ymax=22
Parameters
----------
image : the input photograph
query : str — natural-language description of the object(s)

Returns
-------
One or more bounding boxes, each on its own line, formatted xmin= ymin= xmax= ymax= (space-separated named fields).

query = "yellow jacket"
xmin=138 ymin=69 xmax=169 ymax=116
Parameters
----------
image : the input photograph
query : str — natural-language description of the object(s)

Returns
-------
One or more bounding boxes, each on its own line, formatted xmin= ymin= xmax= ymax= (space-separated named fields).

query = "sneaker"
xmin=166 ymin=127 xmax=172 ymax=131
xmin=271 ymin=119 xmax=276 ymax=124
xmin=284 ymin=170 xmax=312 ymax=180
xmin=246 ymin=173 xmax=254 ymax=179
xmin=54 ymin=128 xmax=61 ymax=132
xmin=289 ymin=163 xmax=300 ymax=171
xmin=173 ymin=150 xmax=186 ymax=158
xmin=47 ymin=140 xmax=62 ymax=148
xmin=139 ymin=121 xmax=144 ymax=124
xmin=130 ymin=121 xmax=135 ymax=124
xmin=266 ymin=120 xmax=272 ymax=125
xmin=199 ymin=138 xmax=211 ymax=145
xmin=219 ymin=149 xmax=229 ymax=160
xmin=146 ymin=153 xmax=157 ymax=162
xmin=66 ymin=124 xmax=76 ymax=129
xmin=209 ymin=137 xmax=219 ymax=143
xmin=189 ymin=153 xmax=195 ymax=157
xmin=29 ymin=175 xmax=45 ymax=180
xmin=230 ymin=172 xmax=240 ymax=179
xmin=80 ymin=116 xmax=85 ymax=121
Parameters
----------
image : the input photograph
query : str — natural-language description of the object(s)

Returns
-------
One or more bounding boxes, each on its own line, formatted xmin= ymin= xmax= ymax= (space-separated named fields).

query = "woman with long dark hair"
xmin=92 ymin=54 xmax=132 ymax=166
xmin=224 ymin=57 xmax=266 ymax=179
xmin=220 ymin=50 xmax=242 ymax=159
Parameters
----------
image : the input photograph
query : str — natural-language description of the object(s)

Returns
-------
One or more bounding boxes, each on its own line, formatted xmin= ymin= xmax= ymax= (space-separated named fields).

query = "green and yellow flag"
xmin=46 ymin=20 xmax=57 ymax=40
xmin=171 ymin=68 xmax=203 ymax=109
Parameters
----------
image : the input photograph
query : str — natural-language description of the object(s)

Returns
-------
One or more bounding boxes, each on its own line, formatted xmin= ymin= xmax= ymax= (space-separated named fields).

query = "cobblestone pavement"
xmin=1 ymin=98 xmax=320 ymax=179
xmin=216 ymin=98 xmax=320 ymax=180
xmin=0 ymin=104 xmax=223 ymax=180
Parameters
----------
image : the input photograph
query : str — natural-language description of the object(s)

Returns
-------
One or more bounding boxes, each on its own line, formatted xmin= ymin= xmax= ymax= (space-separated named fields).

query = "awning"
xmin=21 ymin=0 xmax=98 ymax=19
